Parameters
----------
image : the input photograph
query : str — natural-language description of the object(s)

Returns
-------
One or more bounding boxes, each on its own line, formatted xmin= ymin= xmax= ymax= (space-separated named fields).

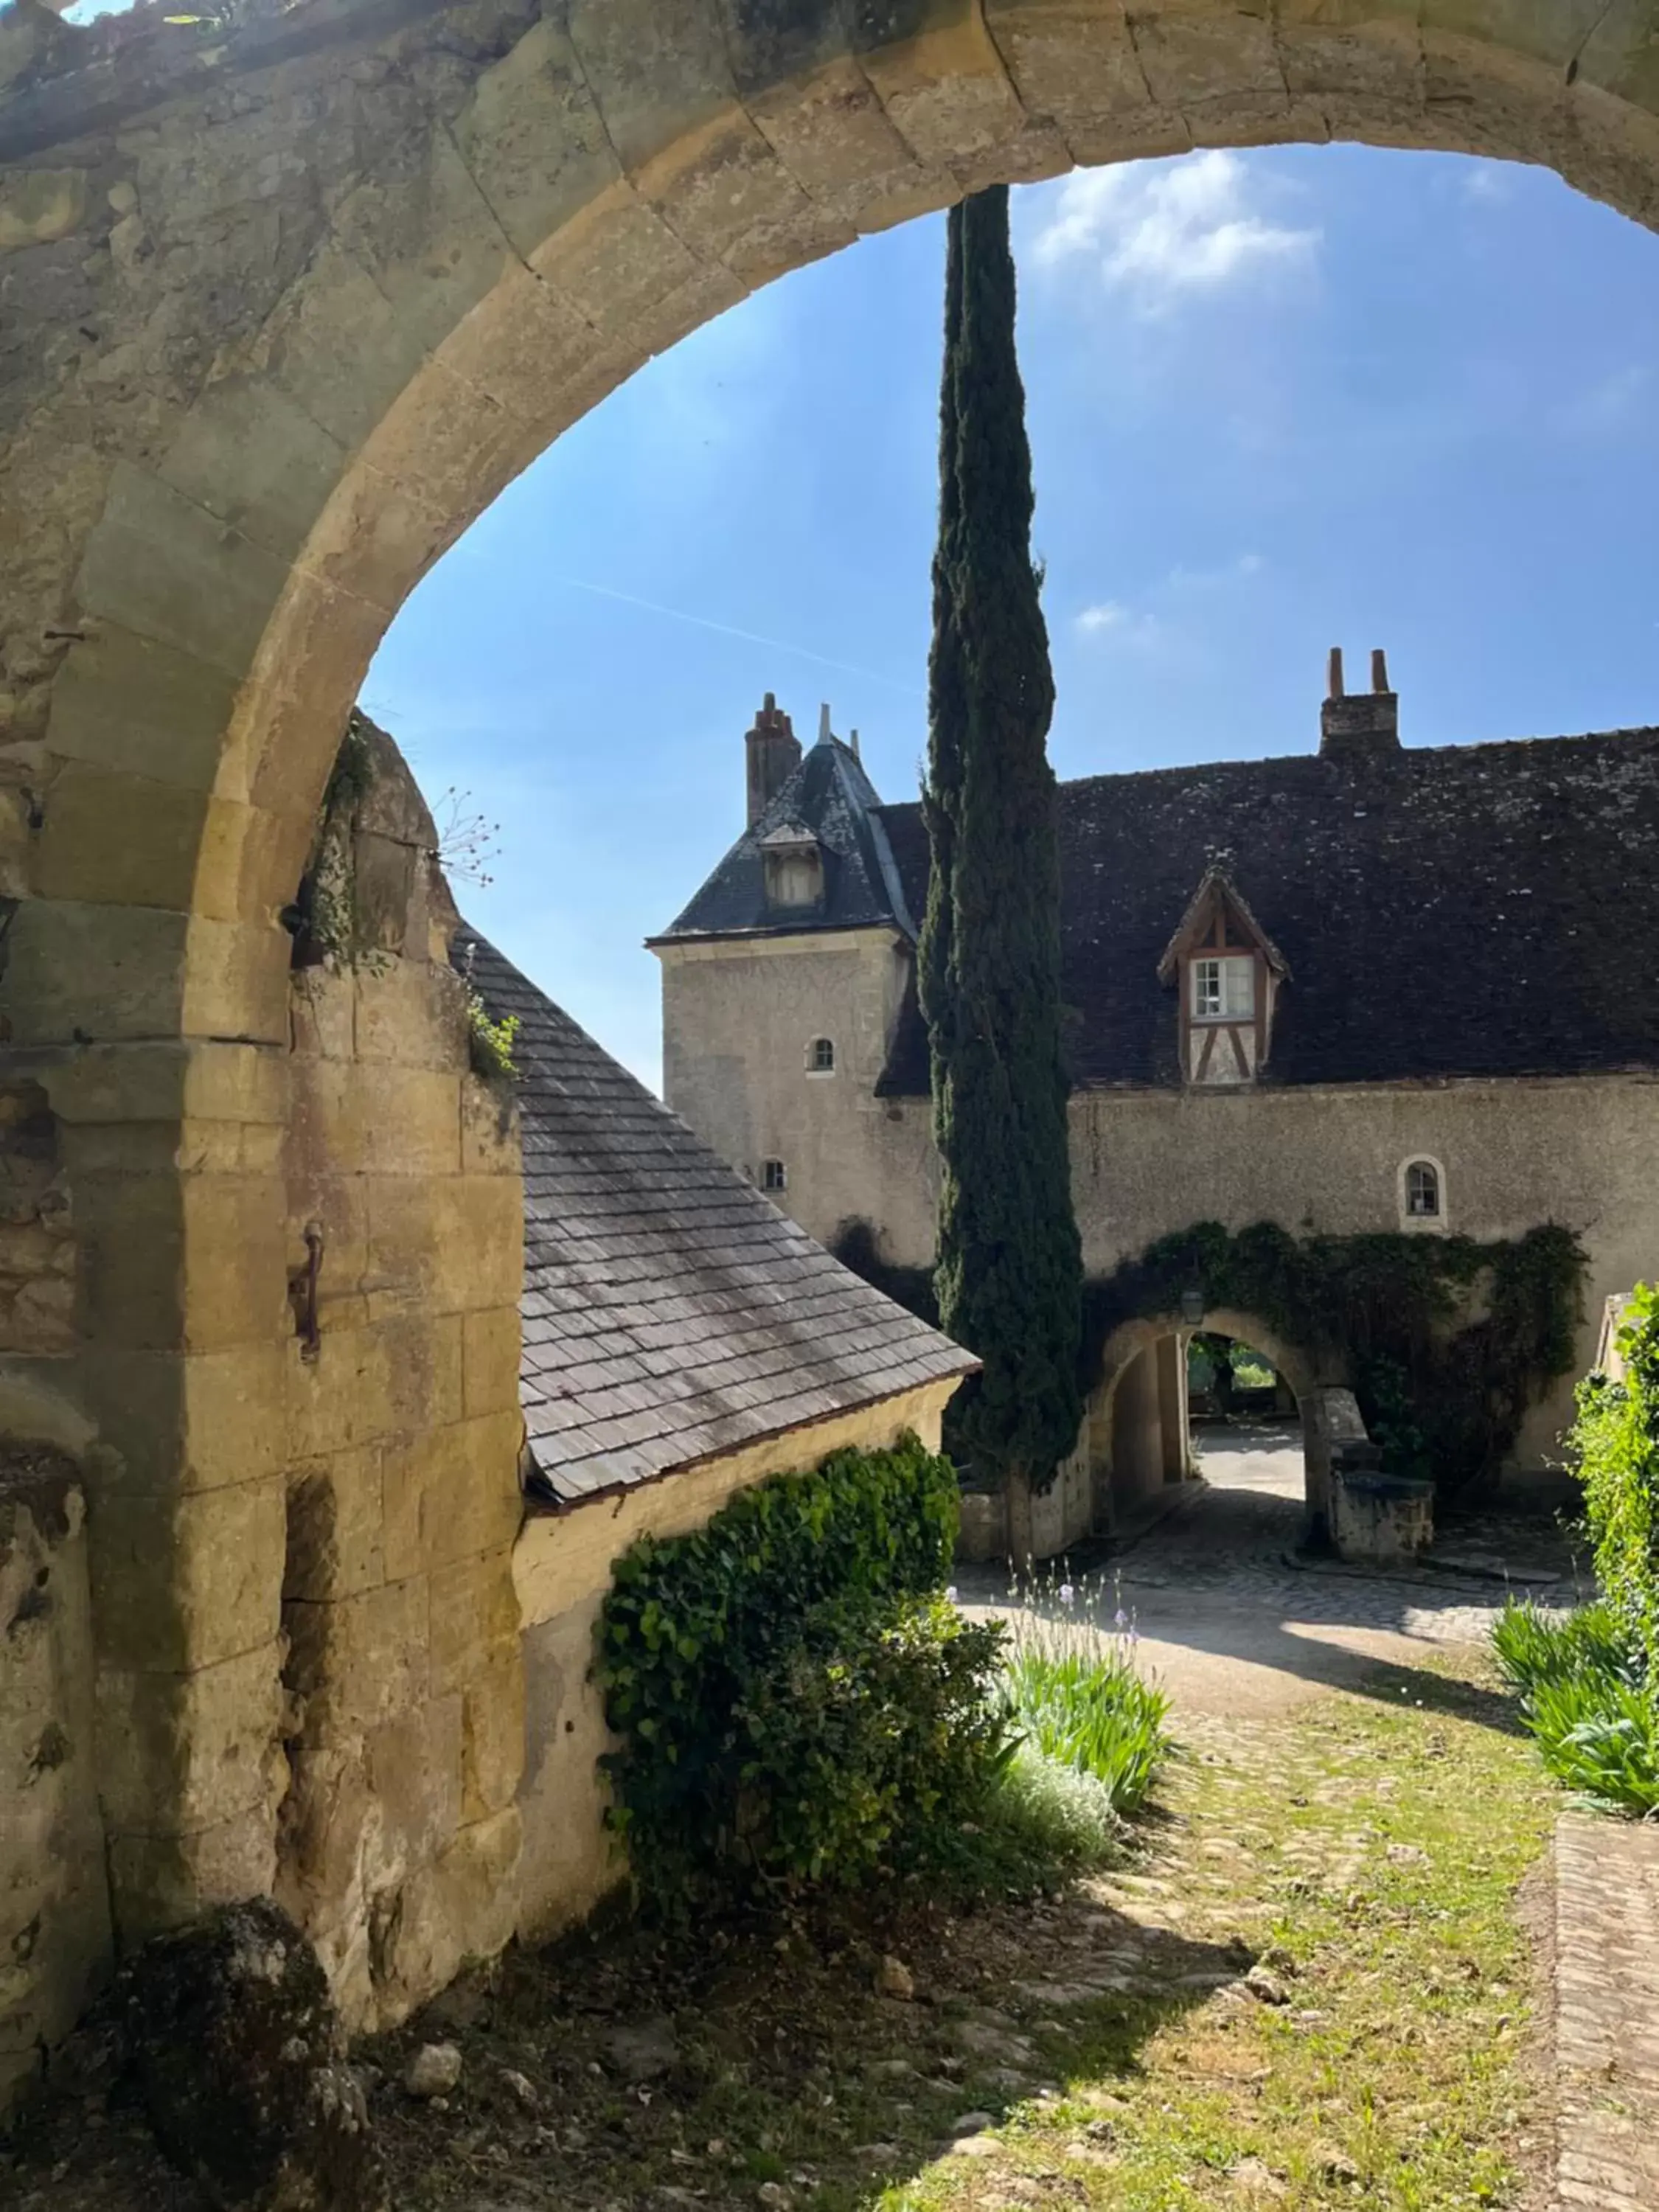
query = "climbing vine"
xmin=288 ymin=711 xmax=384 ymax=975
xmin=832 ymin=1215 xmax=1586 ymax=1493
xmin=1082 ymin=1220 xmax=1586 ymax=1492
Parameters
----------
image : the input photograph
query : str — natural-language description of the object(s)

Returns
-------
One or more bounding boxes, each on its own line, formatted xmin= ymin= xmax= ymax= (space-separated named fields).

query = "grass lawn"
xmin=355 ymin=1649 xmax=1551 ymax=2212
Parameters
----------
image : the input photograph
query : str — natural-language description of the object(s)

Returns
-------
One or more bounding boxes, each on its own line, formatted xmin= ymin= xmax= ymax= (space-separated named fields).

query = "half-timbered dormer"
xmin=1157 ymin=866 xmax=1289 ymax=1088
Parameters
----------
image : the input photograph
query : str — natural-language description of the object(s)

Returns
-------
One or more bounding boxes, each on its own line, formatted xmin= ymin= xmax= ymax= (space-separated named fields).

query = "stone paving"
xmin=1553 ymin=1812 xmax=1659 ymax=2212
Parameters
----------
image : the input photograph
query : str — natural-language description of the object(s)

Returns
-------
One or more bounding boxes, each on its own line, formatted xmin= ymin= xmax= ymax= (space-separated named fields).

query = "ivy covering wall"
xmin=832 ymin=1216 xmax=1586 ymax=1492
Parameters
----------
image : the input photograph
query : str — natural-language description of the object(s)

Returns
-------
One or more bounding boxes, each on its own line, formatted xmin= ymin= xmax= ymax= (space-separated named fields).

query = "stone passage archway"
xmin=1087 ymin=1306 xmax=1327 ymax=1539
xmin=6 ymin=0 xmax=1659 ymax=2003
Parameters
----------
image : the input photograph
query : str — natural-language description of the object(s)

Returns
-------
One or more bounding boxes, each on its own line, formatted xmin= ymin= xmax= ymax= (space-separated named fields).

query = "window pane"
xmin=1192 ymin=959 xmax=1222 ymax=1018
xmin=1223 ymin=957 xmax=1255 ymax=1019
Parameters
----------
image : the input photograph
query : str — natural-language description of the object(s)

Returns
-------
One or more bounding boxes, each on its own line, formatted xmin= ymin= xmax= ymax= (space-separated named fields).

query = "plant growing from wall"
xmin=288 ymin=711 xmax=388 ymax=975
xmin=918 ymin=187 xmax=1082 ymax=1558
xmin=595 ymin=1435 xmax=1012 ymax=1906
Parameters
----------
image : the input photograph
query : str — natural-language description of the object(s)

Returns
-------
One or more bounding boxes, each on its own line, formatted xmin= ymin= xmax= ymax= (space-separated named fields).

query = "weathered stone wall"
xmin=1 ymin=0 xmax=1659 ymax=2017
xmin=0 ymin=1452 xmax=111 ymax=2113
xmin=0 ymin=1083 xmax=74 ymax=1358
xmin=742 ymin=1074 xmax=1658 ymax=1475
xmin=511 ymin=1377 xmax=961 ymax=1942
xmin=273 ymin=729 xmax=526 ymax=2032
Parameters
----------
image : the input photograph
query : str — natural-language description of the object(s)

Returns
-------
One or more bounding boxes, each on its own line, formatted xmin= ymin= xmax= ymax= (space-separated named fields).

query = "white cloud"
xmin=1030 ymin=150 xmax=1320 ymax=313
xmin=1075 ymin=601 xmax=1161 ymax=647
xmin=1462 ymin=161 xmax=1514 ymax=206
xmin=1558 ymin=364 xmax=1651 ymax=437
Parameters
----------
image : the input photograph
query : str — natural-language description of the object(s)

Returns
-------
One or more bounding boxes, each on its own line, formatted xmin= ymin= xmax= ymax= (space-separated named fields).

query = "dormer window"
xmin=759 ymin=823 xmax=824 ymax=911
xmin=1192 ymin=956 xmax=1255 ymax=1023
xmin=1157 ymin=866 xmax=1288 ymax=1091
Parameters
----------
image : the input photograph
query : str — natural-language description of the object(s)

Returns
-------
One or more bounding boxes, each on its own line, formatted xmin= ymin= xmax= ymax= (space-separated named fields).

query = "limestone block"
xmin=158 ymin=378 xmax=349 ymax=567
xmin=855 ymin=0 xmax=1031 ymax=165
xmin=78 ymin=1341 xmax=288 ymax=1498
xmin=286 ymin=1060 xmax=461 ymax=1180
xmin=1275 ymin=11 xmax=1426 ymax=107
xmin=1 ymin=897 xmax=190 ymax=1046
xmin=364 ymin=1692 xmax=464 ymax=1865
xmin=0 ymin=168 xmax=89 ymax=252
xmin=41 ymin=1037 xmax=288 ymax=1133
xmin=744 ymin=53 xmax=942 ymax=223
xmin=73 ymin=1165 xmax=288 ymax=1355
xmin=44 ymin=625 xmax=233 ymax=795
xmin=567 ymin=0 xmax=735 ymax=175
xmin=291 ymin=971 xmax=358 ymax=1065
xmin=237 ymin=568 xmax=390 ymax=834
xmin=372 ymin=1804 xmax=523 ymax=2029
xmin=462 ymin=1305 xmax=522 ymax=1423
xmin=452 ymin=13 xmax=623 ymax=261
xmin=249 ymin=238 xmax=435 ymax=453
xmin=283 ymin=1178 xmax=370 ymax=1334
xmin=96 ymin=1639 xmax=287 ymax=1837
xmin=178 ymin=913 xmax=293 ymax=1048
xmin=423 ymin=262 xmax=610 ymax=435
xmin=350 ymin=832 xmax=417 ymax=956
xmin=984 ymin=1 xmax=1158 ymax=140
xmin=74 ymin=462 xmax=288 ymax=684
xmin=529 ymin=178 xmax=703 ymax=335
xmin=364 ymin=1175 xmax=524 ymax=1319
xmin=460 ymin=1074 xmax=521 ymax=1177
xmin=1127 ymin=5 xmax=1286 ymax=113
xmin=105 ymin=1804 xmax=279 ymax=1947
xmin=428 ymin=1544 xmax=519 ymax=1699
xmin=352 ymin=956 xmax=468 ymax=1072
xmin=33 ymin=759 xmax=212 ymax=911
xmin=90 ymin=1474 xmax=285 ymax=1673
xmin=282 ymin=1450 xmax=386 ymax=1603
xmin=284 ymin=1574 xmax=431 ymax=1734
xmin=633 ymin=105 xmax=852 ymax=282
xmin=459 ymin=1646 xmax=525 ymax=1823
xmin=382 ymin=1411 xmax=524 ymax=1582
xmin=283 ymin=1312 xmax=465 ymax=1461
xmin=327 ymin=128 xmax=518 ymax=362
xmin=193 ymin=794 xmax=314 ymax=934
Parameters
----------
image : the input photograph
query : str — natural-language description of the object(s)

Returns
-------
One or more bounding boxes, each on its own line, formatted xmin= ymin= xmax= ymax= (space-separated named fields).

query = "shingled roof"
xmin=869 ymin=727 xmax=1659 ymax=1094
xmin=455 ymin=931 xmax=975 ymax=1507
xmin=652 ymin=733 xmax=915 ymax=943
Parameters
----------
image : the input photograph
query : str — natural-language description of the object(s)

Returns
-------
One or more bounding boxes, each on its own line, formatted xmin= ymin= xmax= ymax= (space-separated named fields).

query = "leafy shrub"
xmin=1571 ymin=1284 xmax=1659 ymax=1680
xmin=597 ymin=1436 xmax=1005 ymax=1905
xmin=466 ymin=994 xmax=519 ymax=1082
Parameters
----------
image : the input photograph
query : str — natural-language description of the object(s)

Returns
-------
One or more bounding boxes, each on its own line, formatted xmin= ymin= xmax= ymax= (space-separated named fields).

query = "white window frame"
xmin=761 ymin=1158 xmax=787 ymax=1193
xmin=1190 ymin=954 xmax=1255 ymax=1023
xmin=805 ymin=1037 xmax=836 ymax=1077
xmin=1397 ymin=1155 xmax=1449 ymax=1234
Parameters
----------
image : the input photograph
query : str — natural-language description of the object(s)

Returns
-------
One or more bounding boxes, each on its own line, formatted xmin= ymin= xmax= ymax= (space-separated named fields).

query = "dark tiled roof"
xmin=874 ymin=728 xmax=1659 ymax=1095
xmin=651 ymin=736 xmax=915 ymax=943
xmin=454 ymin=931 xmax=975 ymax=1506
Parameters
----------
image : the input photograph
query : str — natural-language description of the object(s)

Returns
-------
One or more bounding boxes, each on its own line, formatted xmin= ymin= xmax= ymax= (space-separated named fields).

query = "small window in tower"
xmin=807 ymin=1037 xmax=835 ymax=1075
xmin=1191 ymin=955 xmax=1254 ymax=1022
xmin=1405 ymin=1160 xmax=1441 ymax=1219
xmin=762 ymin=1158 xmax=787 ymax=1192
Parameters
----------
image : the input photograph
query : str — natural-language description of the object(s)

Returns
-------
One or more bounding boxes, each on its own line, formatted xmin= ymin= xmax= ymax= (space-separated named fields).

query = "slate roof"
xmin=869 ymin=728 xmax=1659 ymax=1093
xmin=652 ymin=734 xmax=915 ymax=943
xmin=455 ymin=931 xmax=975 ymax=1507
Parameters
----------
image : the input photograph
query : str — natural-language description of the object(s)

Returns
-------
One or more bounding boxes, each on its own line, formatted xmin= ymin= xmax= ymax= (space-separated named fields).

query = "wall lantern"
xmin=1179 ymin=1286 xmax=1206 ymax=1326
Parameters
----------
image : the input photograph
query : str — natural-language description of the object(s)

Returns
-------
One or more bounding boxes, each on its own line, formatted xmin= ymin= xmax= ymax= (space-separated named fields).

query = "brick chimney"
xmin=1320 ymin=647 xmax=1399 ymax=762
xmin=745 ymin=693 xmax=802 ymax=826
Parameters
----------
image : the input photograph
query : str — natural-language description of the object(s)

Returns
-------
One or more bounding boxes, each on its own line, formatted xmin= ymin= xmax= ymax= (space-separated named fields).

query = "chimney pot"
xmin=745 ymin=694 xmax=802 ymax=824
xmin=818 ymin=703 xmax=832 ymax=745
xmin=1320 ymin=644 xmax=1399 ymax=762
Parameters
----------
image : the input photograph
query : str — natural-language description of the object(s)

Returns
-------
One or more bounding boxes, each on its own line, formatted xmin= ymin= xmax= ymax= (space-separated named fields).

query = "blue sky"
xmin=361 ymin=145 xmax=1659 ymax=1091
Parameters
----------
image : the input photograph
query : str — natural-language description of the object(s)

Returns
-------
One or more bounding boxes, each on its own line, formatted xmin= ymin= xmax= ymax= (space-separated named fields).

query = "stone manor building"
xmin=653 ymin=661 xmax=1659 ymax=1553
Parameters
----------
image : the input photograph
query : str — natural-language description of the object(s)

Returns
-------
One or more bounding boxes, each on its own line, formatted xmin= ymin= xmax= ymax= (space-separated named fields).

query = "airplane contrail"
xmin=552 ymin=574 xmax=923 ymax=700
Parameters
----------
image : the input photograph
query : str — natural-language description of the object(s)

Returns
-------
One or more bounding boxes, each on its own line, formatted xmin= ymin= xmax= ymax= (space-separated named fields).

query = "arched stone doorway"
xmin=1087 ymin=1305 xmax=1326 ymax=1542
xmin=7 ymin=0 xmax=1659 ymax=1968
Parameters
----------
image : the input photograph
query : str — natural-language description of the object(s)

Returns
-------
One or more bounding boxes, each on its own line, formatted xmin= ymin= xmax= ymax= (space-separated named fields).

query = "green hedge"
xmin=595 ymin=1435 xmax=1007 ymax=1904
xmin=1573 ymin=1284 xmax=1659 ymax=1679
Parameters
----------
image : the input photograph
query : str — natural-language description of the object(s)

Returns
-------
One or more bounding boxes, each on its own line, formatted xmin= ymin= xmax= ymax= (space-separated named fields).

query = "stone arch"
xmin=6 ymin=0 xmax=1659 ymax=1972
xmin=1085 ymin=1303 xmax=1329 ymax=1539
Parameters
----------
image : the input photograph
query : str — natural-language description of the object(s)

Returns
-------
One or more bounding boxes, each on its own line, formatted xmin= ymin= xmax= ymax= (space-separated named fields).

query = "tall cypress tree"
xmin=918 ymin=187 xmax=1082 ymax=1563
